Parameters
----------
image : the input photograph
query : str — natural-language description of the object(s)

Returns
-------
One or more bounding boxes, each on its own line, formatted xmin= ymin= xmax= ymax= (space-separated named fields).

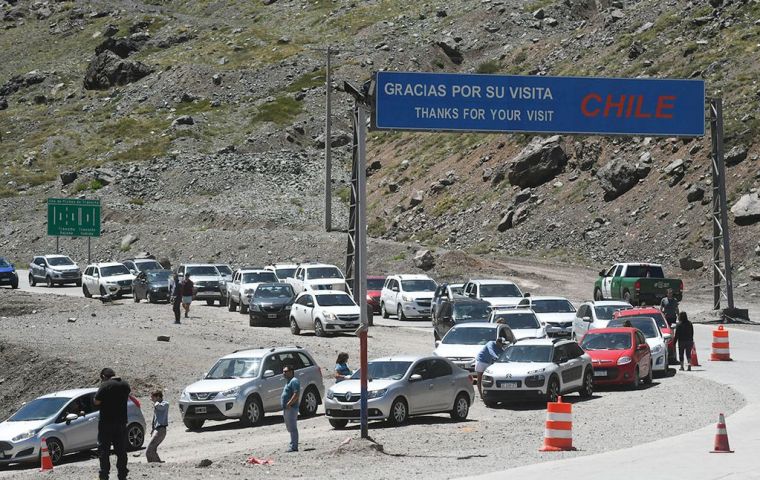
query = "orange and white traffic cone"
xmin=711 ymin=413 xmax=734 ymax=453
xmin=690 ymin=343 xmax=701 ymax=367
xmin=710 ymin=325 xmax=732 ymax=361
xmin=539 ymin=396 xmax=577 ymax=452
xmin=40 ymin=437 xmax=54 ymax=472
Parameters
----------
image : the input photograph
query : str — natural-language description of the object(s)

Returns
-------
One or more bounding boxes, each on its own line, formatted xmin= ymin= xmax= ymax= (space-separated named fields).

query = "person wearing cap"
xmin=475 ymin=337 xmax=507 ymax=397
xmin=94 ymin=368 xmax=131 ymax=480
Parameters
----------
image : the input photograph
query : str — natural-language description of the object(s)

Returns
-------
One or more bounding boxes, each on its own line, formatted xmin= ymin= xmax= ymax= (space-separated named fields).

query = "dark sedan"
xmin=133 ymin=269 xmax=172 ymax=303
xmin=248 ymin=283 xmax=295 ymax=327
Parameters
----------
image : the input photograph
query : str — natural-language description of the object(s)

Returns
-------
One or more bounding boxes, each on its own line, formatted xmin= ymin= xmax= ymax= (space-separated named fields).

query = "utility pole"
xmin=324 ymin=46 xmax=333 ymax=232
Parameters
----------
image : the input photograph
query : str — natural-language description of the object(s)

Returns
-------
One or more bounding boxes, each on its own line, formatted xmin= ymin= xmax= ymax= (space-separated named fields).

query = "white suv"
xmin=227 ymin=269 xmax=279 ymax=313
xmin=177 ymin=264 xmax=225 ymax=306
xmin=572 ymin=300 xmax=632 ymax=340
xmin=481 ymin=338 xmax=593 ymax=406
xmin=462 ymin=279 xmax=524 ymax=308
xmin=179 ymin=346 xmax=325 ymax=430
xmin=380 ymin=274 xmax=438 ymax=320
xmin=265 ymin=264 xmax=298 ymax=282
xmin=489 ymin=308 xmax=546 ymax=340
xmin=289 ymin=291 xmax=361 ymax=337
xmin=82 ymin=262 xmax=135 ymax=298
xmin=286 ymin=263 xmax=347 ymax=293
xmin=515 ymin=296 xmax=576 ymax=338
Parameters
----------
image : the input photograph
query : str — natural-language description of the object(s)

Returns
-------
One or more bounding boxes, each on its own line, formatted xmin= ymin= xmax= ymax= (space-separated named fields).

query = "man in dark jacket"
xmin=674 ymin=311 xmax=694 ymax=371
xmin=94 ymin=368 xmax=131 ymax=480
xmin=169 ymin=273 xmax=182 ymax=324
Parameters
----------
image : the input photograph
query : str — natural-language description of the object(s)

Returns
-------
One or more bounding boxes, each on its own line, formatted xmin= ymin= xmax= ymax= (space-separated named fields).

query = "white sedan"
xmin=434 ymin=322 xmax=516 ymax=375
xmin=607 ymin=316 xmax=670 ymax=375
xmin=289 ymin=291 xmax=361 ymax=337
xmin=489 ymin=308 xmax=546 ymax=339
xmin=515 ymin=296 xmax=576 ymax=338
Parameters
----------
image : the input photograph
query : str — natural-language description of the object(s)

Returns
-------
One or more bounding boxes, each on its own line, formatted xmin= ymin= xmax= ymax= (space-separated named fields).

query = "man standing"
xmin=169 ymin=273 xmax=182 ymax=324
xmin=94 ymin=368 xmax=131 ymax=480
xmin=145 ymin=390 xmax=169 ymax=463
xmin=660 ymin=288 xmax=679 ymax=326
xmin=475 ymin=337 xmax=506 ymax=397
xmin=674 ymin=311 xmax=695 ymax=371
xmin=281 ymin=365 xmax=300 ymax=452
xmin=181 ymin=273 xmax=194 ymax=319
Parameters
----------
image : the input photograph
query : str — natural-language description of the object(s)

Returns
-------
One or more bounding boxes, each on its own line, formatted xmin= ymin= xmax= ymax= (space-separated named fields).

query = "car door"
xmin=381 ymin=278 xmax=393 ymax=311
xmin=562 ymin=344 xmax=585 ymax=390
xmin=294 ymin=268 xmax=306 ymax=291
xmin=386 ymin=279 xmax=399 ymax=313
xmin=432 ymin=285 xmax=444 ymax=320
xmin=59 ymin=394 xmax=97 ymax=451
xmin=610 ymin=264 xmax=626 ymax=298
xmin=427 ymin=358 xmax=456 ymax=411
xmin=85 ymin=267 xmax=96 ymax=291
xmin=601 ymin=265 xmax=616 ymax=298
xmin=635 ymin=331 xmax=651 ymax=376
xmin=260 ymin=354 xmax=285 ymax=411
xmin=437 ymin=301 xmax=454 ymax=338
xmin=574 ymin=305 xmax=590 ymax=338
xmin=295 ymin=294 xmax=314 ymax=330
xmin=231 ymin=271 xmax=241 ymax=302
xmin=406 ymin=359 xmax=437 ymax=414
xmin=33 ymin=258 xmax=45 ymax=279
xmin=554 ymin=345 xmax=579 ymax=391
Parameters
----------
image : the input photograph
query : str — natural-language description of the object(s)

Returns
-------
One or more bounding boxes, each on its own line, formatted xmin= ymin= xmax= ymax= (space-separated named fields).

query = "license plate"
xmin=594 ymin=370 xmax=608 ymax=377
xmin=498 ymin=381 xmax=519 ymax=389
xmin=195 ymin=406 xmax=207 ymax=414
xmin=268 ymin=314 xmax=278 ymax=319
xmin=341 ymin=405 xmax=353 ymax=410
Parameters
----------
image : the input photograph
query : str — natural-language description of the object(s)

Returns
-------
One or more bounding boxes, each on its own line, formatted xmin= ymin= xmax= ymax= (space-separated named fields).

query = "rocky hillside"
xmin=1 ymin=0 xmax=759 ymax=287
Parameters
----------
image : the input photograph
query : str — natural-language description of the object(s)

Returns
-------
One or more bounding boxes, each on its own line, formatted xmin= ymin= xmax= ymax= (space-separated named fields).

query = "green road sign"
xmin=47 ymin=198 xmax=101 ymax=237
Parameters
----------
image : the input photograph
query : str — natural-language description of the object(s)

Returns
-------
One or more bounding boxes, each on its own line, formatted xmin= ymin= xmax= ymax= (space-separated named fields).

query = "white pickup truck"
xmin=286 ymin=263 xmax=347 ymax=293
xmin=227 ymin=269 xmax=279 ymax=313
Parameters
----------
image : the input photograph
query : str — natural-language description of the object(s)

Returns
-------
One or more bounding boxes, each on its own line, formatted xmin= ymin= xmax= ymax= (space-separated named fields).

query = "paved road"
xmin=16 ymin=269 xmax=87 ymax=297
xmin=462 ymin=323 xmax=760 ymax=480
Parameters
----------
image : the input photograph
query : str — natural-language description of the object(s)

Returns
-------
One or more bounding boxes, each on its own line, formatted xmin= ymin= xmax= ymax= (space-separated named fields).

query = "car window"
xmin=262 ymin=355 xmax=283 ymax=375
xmin=216 ymin=265 xmax=233 ymax=275
xmin=242 ymin=272 xmax=278 ymax=283
xmin=84 ymin=267 xmax=92 ymax=275
xmin=297 ymin=353 xmax=313 ymax=368
xmin=480 ymin=284 xmax=522 ymax=297
xmin=497 ymin=345 xmax=553 ymax=363
xmin=594 ymin=305 xmax=627 ymax=321
xmin=531 ymin=299 xmax=576 ymax=313
xmin=306 ymin=267 xmax=343 ymax=280
xmin=9 ymin=397 xmax=70 ymax=422
xmin=275 ymin=268 xmax=296 ymax=279
xmin=63 ymin=394 xmax=96 ymax=418
xmin=442 ymin=326 xmax=499 ymax=345
xmin=439 ymin=302 xmax=452 ymax=318
xmin=567 ymin=343 xmax=585 ymax=358
xmin=581 ymin=332 xmax=632 ymax=350
xmin=278 ymin=352 xmax=304 ymax=370
xmin=315 ymin=294 xmax=355 ymax=307
xmin=186 ymin=265 xmax=219 ymax=276
xmin=428 ymin=359 xmax=452 ymax=378
xmin=492 ymin=312 xmax=540 ymax=329
xmin=452 ymin=303 xmax=491 ymax=321
xmin=207 ymin=358 xmax=261 ymax=379
xmin=48 ymin=257 xmax=75 ymax=266
xmin=353 ymin=361 xmax=412 ymax=381
xmin=637 ymin=331 xmax=647 ymax=345
xmin=606 ymin=266 xmax=616 ymax=276
xmin=400 ymin=279 xmax=437 ymax=292
xmin=256 ymin=284 xmax=294 ymax=298
xmin=614 ymin=265 xmax=623 ymax=276
xmin=576 ymin=305 xmax=588 ymax=318
xmin=608 ymin=317 xmax=658 ymax=338
xmin=410 ymin=360 xmax=433 ymax=380
xmin=553 ymin=345 xmax=569 ymax=363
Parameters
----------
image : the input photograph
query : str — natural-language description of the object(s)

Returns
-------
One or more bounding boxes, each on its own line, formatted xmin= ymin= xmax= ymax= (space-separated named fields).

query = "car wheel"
xmin=100 ymin=286 xmax=107 ymax=297
xmin=381 ymin=302 xmax=389 ymax=319
xmin=240 ymin=396 xmax=264 ymax=427
xmin=290 ymin=317 xmax=300 ymax=335
xmin=299 ymin=387 xmax=320 ymax=417
xmin=29 ymin=273 xmax=36 ymax=287
xmin=631 ymin=367 xmax=641 ymax=390
xmin=45 ymin=276 xmax=53 ymax=288
xmin=10 ymin=279 xmax=18 ymax=289
xmin=240 ymin=303 xmax=248 ymax=314
xmin=183 ymin=418 xmax=204 ymax=430
xmin=314 ymin=319 xmax=325 ymax=337
xmin=75 ymin=279 xmax=82 ymax=287
xmin=580 ymin=369 xmax=594 ymax=398
xmin=450 ymin=393 xmax=470 ymax=421
xmin=82 ymin=285 xmax=92 ymax=298
xmin=546 ymin=377 xmax=560 ymax=403
xmin=397 ymin=305 xmax=407 ymax=321
xmin=249 ymin=313 xmax=259 ymax=327
xmin=644 ymin=361 xmax=653 ymax=384
xmin=45 ymin=437 xmax=64 ymax=466
xmin=593 ymin=288 xmax=603 ymax=301
xmin=127 ymin=423 xmax=145 ymax=450
xmin=228 ymin=296 xmax=236 ymax=311
xmin=388 ymin=398 xmax=408 ymax=426
xmin=329 ymin=419 xmax=349 ymax=429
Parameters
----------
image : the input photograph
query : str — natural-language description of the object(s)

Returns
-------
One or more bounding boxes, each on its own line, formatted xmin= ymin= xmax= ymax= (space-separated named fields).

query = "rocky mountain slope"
xmin=1 ymin=0 xmax=759 ymax=286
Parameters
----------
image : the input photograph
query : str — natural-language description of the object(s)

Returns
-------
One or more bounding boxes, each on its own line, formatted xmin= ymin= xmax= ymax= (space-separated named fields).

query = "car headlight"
xmin=285 ymin=305 xmax=291 ymax=310
xmin=326 ymin=390 xmax=334 ymax=400
xmin=481 ymin=375 xmax=494 ymax=387
xmin=12 ymin=428 xmax=41 ymax=442
xmin=368 ymin=389 xmax=387 ymax=399
xmin=617 ymin=356 xmax=632 ymax=365
xmin=180 ymin=390 xmax=189 ymax=400
xmin=221 ymin=387 xmax=240 ymax=398
xmin=251 ymin=304 xmax=261 ymax=311
xmin=325 ymin=312 xmax=338 ymax=321
xmin=651 ymin=344 xmax=664 ymax=355
xmin=401 ymin=294 xmax=411 ymax=302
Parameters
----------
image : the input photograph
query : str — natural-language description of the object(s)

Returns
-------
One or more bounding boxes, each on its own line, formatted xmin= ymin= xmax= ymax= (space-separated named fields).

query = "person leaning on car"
xmin=94 ymin=368 xmax=131 ymax=480
xmin=475 ymin=337 xmax=506 ymax=396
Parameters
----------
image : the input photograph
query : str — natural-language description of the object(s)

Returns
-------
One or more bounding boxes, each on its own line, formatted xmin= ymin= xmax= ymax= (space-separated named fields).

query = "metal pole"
xmin=56 ymin=236 xmax=59 ymax=254
xmin=712 ymin=99 xmax=735 ymax=310
xmin=324 ymin=46 xmax=333 ymax=232
xmin=710 ymin=100 xmax=721 ymax=310
xmin=356 ymin=102 xmax=369 ymax=439
xmin=87 ymin=237 xmax=91 ymax=264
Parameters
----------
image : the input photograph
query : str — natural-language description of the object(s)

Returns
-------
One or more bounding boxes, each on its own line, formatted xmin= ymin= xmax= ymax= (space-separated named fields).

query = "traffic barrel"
xmin=710 ymin=413 xmax=734 ymax=453
xmin=539 ymin=396 xmax=576 ymax=452
xmin=40 ymin=437 xmax=54 ymax=472
xmin=710 ymin=325 xmax=732 ymax=361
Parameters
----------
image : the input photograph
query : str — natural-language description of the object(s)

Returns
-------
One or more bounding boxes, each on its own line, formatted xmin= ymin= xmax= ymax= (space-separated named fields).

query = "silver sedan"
xmin=324 ymin=355 xmax=474 ymax=429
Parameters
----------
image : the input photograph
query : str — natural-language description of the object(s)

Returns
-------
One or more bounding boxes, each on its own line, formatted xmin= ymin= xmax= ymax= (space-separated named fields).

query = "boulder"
xmin=725 ymin=144 xmax=748 ymax=166
xmin=313 ymin=132 xmax=351 ymax=149
xmin=679 ymin=256 xmax=704 ymax=271
xmin=103 ymin=24 xmax=119 ymax=37
xmin=532 ymin=7 xmax=545 ymax=19
xmin=60 ymin=171 xmax=78 ymax=186
xmin=731 ymin=194 xmax=760 ymax=225
xmin=514 ymin=188 xmax=532 ymax=204
xmin=497 ymin=210 xmax=514 ymax=232
xmin=596 ymin=158 xmax=647 ymax=201
xmin=413 ymin=250 xmax=435 ymax=270
xmin=507 ymin=140 xmax=567 ymax=188
xmin=120 ymin=234 xmax=139 ymax=250
xmin=95 ymin=37 xmax=139 ymax=58
xmin=172 ymin=115 xmax=194 ymax=127
xmin=436 ymin=38 xmax=463 ymax=65
xmin=686 ymin=184 xmax=705 ymax=203
xmin=409 ymin=190 xmax=424 ymax=208
xmin=0 ymin=97 xmax=6 ymax=110
xmin=83 ymin=51 xmax=153 ymax=90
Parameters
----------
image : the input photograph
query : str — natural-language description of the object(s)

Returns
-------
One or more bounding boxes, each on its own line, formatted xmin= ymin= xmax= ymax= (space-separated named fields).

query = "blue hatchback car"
xmin=0 ymin=257 xmax=18 ymax=289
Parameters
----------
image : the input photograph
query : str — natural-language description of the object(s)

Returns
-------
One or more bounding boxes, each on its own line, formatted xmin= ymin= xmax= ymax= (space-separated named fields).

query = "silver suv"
xmin=177 ymin=263 xmax=225 ymax=306
xmin=29 ymin=255 xmax=81 ymax=287
xmin=179 ymin=346 xmax=325 ymax=430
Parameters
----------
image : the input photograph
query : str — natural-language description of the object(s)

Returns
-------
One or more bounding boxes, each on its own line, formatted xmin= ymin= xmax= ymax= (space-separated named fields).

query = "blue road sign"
xmin=374 ymin=72 xmax=705 ymax=137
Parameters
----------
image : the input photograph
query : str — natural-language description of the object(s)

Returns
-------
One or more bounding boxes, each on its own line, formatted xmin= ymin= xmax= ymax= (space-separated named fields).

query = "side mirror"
xmin=263 ymin=370 xmax=275 ymax=378
xmin=583 ymin=316 xmax=592 ymax=323
xmin=65 ymin=413 xmax=78 ymax=423
xmin=637 ymin=344 xmax=648 ymax=351
xmin=523 ymin=292 xmax=531 ymax=298
xmin=130 ymin=269 xmax=137 ymax=275
xmin=434 ymin=340 xmax=441 ymax=348
xmin=599 ymin=270 xmax=607 ymax=277
xmin=392 ymin=286 xmax=399 ymax=292
xmin=670 ymin=323 xmax=676 ymax=329
xmin=663 ymin=333 xmax=672 ymax=342
xmin=409 ymin=374 xmax=422 ymax=382
xmin=557 ymin=356 xmax=568 ymax=364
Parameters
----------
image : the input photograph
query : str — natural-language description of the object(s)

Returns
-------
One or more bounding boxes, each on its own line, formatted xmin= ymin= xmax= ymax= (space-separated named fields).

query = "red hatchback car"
xmin=580 ymin=327 xmax=653 ymax=388
xmin=614 ymin=307 xmax=676 ymax=364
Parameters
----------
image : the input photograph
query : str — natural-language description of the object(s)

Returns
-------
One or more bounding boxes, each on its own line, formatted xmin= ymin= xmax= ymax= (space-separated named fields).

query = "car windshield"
xmin=101 ymin=265 xmax=130 ymax=277
xmin=608 ymin=317 xmax=658 ymax=338
xmin=625 ymin=265 xmax=664 ymax=278
xmin=186 ymin=266 xmax=219 ymax=276
xmin=480 ymin=284 xmax=522 ymax=297
xmin=451 ymin=285 xmax=464 ymax=295
xmin=492 ymin=312 xmax=540 ymax=329
xmin=581 ymin=332 xmax=632 ymax=351
xmin=255 ymin=284 xmax=294 ymax=299
xmin=630 ymin=313 xmax=668 ymax=329
xmin=215 ymin=265 xmax=233 ymax=275
xmin=242 ymin=272 xmax=278 ymax=284
xmin=206 ymin=358 xmax=261 ymax=379
xmin=352 ymin=361 xmax=412 ymax=381
xmin=401 ymin=280 xmax=437 ymax=292
xmin=367 ymin=278 xmax=385 ymax=290
xmin=135 ymin=260 xmax=162 ymax=272
xmin=316 ymin=294 xmax=356 ymax=307
xmin=531 ymin=299 xmax=575 ymax=313
xmin=275 ymin=268 xmax=296 ymax=279
xmin=0 ymin=258 xmax=10 ymax=267
xmin=306 ymin=267 xmax=343 ymax=280
xmin=452 ymin=303 xmax=492 ymax=321
xmin=48 ymin=257 xmax=74 ymax=266
xmin=8 ymin=397 xmax=70 ymax=421
xmin=442 ymin=327 xmax=497 ymax=345
xmin=593 ymin=305 xmax=628 ymax=321
xmin=497 ymin=345 xmax=553 ymax=363
xmin=147 ymin=270 xmax=171 ymax=282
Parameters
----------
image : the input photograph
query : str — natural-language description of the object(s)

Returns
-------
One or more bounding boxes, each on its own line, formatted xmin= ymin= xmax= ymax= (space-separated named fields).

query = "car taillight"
xmin=679 ymin=280 xmax=684 ymax=292
xmin=129 ymin=394 xmax=141 ymax=408
xmin=634 ymin=280 xmax=641 ymax=290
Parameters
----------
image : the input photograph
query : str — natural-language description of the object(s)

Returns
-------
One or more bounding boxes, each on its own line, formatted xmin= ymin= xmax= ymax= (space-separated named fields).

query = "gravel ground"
xmin=0 ymin=286 xmax=746 ymax=480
